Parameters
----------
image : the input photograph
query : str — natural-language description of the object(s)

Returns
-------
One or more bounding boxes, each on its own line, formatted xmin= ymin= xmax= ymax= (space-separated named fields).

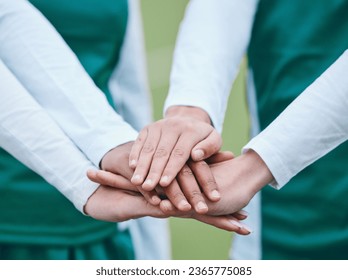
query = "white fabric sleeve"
xmin=108 ymin=0 xmax=153 ymax=131
xmin=0 ymin=60 xmax=99 ymax=213
xmin=243 ymin=50 xmax=348 ymax=189
xmin=0 ymin=0 xmax=138 ymax=166
xmin=164 ymin=0 xmax=259 ymax=132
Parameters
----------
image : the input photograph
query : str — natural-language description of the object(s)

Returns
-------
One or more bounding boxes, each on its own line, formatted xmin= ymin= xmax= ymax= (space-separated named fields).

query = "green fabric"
xmin=248 ymin=0 xmax=348 ymax=259
xmin=0 ymin=0 xmax=133 ymax=259
xmin=0 ymin=228 xmax=133 ymax=260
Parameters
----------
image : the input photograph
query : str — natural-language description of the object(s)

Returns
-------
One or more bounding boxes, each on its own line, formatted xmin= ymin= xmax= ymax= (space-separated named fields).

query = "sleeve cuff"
xmin=242 ymin=137 xmax=293 ymax=189
xmin=164 ymin=89 xmax=225 ymax=133
xmin=85 ymin=124 xmax=138 ymax=167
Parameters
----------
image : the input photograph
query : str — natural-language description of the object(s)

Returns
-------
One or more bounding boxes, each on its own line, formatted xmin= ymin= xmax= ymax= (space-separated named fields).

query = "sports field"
xmin=141 ymin=0 xmax=250 ymax=259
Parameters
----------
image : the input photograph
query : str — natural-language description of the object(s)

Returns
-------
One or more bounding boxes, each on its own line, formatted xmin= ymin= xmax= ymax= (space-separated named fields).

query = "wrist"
xmin=100 ymin=141 xmax=134 ymax=170
xmin=238 ymin=149 xmax=274 ymax=195
xmin=165 ymin=105 xmax=211 ymax=124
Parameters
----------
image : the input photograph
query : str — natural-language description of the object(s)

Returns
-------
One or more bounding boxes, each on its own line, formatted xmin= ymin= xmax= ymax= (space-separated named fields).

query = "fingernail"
xmin=151 ymin=196 xmax=161 ymax=205
xmin=211 ymin=190 xmax=221 ymax=199
xmin=242 ymin=224 xmax=253 ymax=233
xmin=196 ymin=201 xmax=208 ymax=211
xmin=230 ymin=220 xmax=244 ymax=229
xmin=132 ymin=174 xmax=142 ymax=183
xmin=178 ymin=200 xmax=191 ymax=210
xmin=193 ymin=149 xmax=204 ymax=160
xmin=144 ymin=179 xmax=153 ymax=187
xmin=160 ymin=175 xmax=169 ymax=185
xmin=237 ymin=209 xmax=249 ymax=217
xmin=130 ymin=159 xmax=137 ymax=168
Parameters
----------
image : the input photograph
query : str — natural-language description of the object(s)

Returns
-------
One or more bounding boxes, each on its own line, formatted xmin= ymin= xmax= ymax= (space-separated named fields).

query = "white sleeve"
xmin=0 ymin=60 xmax=99 ymax=213
xmin=164 ymin=0 xmax=259 ymax=132
xmin=108 ymin=0 xmax=153 ymax=131
xmin=0 ymin=0 xmax=138 ymax=166
xmin=243 ymin=50 xmax=348 ymax=189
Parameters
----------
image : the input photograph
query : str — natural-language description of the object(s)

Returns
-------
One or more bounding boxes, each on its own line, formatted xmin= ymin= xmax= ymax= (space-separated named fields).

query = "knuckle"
xmin=180 ymin=166 xmax=193 ymax=176
xmin=154 ymin=147 xmax=168 ymax=158
xmin=204 ymin=178 xmax=217 ymax=188
xmin=142 ymin=143 xmax=155 ymax=154
xmin=170 ymin=191 xmax=185 ymax=202
xmin=172 ymin=148 xmax=185 ymax=158
xmin=197 ymin=161 xmax=208 ymax=167
xmin=189 ymin=190 xmax=203 ymax=200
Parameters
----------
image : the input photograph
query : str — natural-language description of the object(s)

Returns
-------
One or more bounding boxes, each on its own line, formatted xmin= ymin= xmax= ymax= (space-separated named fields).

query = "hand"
xmin=162 ymin=151 xmax=235 ymax=214
xmin=86 ymin=170 xmax=251 ymax=234
xmin=100 ymin=141 xmax=162 ymax=205
xmin=94 ymin=150 xmax=234 ymax=214
xmin=161 ymin=150 xmax=274 ymax=217
xmin=129 ymin=106 xmax=222 ymax=199
xmin=99 ymin=141 xmax=201 ymax=211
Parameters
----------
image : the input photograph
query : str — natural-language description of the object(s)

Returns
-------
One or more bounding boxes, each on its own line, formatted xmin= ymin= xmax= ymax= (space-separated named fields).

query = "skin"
xmin=129 ymin=106 xmax=223 ymax=206
xmin=87 ymin=149 xmax=274 ymax=234
xmin=102 ymin=141 xmax=229 ymax=214
xmin=85 ymin=141 xmax=251 ymax=234
xmin=85 ymin=170 xmax=250 ymax=234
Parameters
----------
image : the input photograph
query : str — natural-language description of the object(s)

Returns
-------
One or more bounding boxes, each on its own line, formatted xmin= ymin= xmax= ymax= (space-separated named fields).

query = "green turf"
xmin=141 ymin=0 xmax=250 ymax=260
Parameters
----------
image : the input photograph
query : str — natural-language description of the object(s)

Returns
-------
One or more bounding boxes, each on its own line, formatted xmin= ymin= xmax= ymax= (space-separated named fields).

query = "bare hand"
xmin=129 ymin=106 xmax=222 ymax=200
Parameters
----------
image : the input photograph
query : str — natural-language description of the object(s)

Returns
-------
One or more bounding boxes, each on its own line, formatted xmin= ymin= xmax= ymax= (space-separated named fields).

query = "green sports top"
xmin=248 ymin=0 xmax=348 ymax=259
xmin=0 ymin=0 xmax=129 ymax=246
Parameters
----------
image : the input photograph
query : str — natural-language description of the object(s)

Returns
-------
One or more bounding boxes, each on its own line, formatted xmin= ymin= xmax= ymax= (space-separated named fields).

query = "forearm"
xmin=0 ymin=61 xmax=98 ymax=212
xmin=0 ymin=0 xmax=138 ymax=166
xmin=164 ymin=0 xmax=258 ymax=132
xmin=244 ymin=50 xmax=348 ymax=188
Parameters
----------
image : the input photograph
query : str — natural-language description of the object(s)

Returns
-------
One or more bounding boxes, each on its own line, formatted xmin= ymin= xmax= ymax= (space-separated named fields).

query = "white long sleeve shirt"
xmin=0 ymin=60 xmax=99 ymax=212
xmin=165 ymin=0 xmax=348 ymax=188
xmin=0 ymin=0 xmax=139 ymax=167
xmin=0 ymin=0 xmax=170 ymax=260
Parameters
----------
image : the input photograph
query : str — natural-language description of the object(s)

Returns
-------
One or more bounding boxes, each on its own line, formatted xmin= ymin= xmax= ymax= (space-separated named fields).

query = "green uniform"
xmin=0 ymin=0 xmax=134 ymax=260
xmin=248 ymin=0 xmax=348 ymax=259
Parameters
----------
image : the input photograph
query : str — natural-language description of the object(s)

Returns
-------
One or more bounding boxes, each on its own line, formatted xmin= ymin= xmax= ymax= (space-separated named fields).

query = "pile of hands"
xmin=85 ymin=107 xmax=272 ymax=235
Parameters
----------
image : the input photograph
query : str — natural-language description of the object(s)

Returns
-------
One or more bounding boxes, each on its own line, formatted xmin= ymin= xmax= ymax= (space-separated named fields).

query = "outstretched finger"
xmin=159 ymin=135 xmax=195 ymax=187
xmin=162 ymin=179 xmax=192 ymax=212
xmin=129 ymin=128 xmax=148 ymax=169
xmin=187 ymin=160 xmax=220 ymax=202
xmin=159 ymin=200 xmax=251 ymax=234
xmin=87 ymin=169 xmax=136 ymax=191
xmin=131 ymin=126 xmax=161 ymax=187
xmin=177 ymin=164 xmax=209 ymax=214
xmin=87 ymin=169 xmax=161 ymax=205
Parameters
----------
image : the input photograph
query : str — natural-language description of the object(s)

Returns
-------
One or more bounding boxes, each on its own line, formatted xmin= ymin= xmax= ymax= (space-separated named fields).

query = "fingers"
xmin=87 ymin=169 xmax=161 ymax=206
xmin=159 ymin=135 xmax=195 ymax=187
xmin=193 ymin=215 xmax=252 ymax=234
xmin=87 ymin=169 xmax=136 ymax=191
xmin=205 ymin=151 xmax=235 ymax=164
xmin=131 ymin=127 xmax=161 ymax=186
xmin=135 ymin=185 xmax=162 ymax=206
xmin=85 ymin=186 xmax=167 ymax=222
xmin=159 ymin=199 xmax=251 ymax=234
xmin=162 ymin=179 xmax=192 ymax=211
xmin=141 ymin=130 xmax=179 ymax=191
xmin=187 ymin=160 xmax=220 ymax=202
xmin=129 ymin=128 xmax=148 ymax=169
xmin=231 ymin=209 xmax=249 ymax=221
xmin=191 ymin=130 xmax=222 ymax=161
xmin=177 ymin=164 xmax=209 ymax=214
xmin=130 ymin=118 xmax=221 ymax=192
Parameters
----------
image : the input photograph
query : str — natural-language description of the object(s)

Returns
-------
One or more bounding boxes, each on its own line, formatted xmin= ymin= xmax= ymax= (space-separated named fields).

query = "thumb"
xmin=191 ymin=130 xmax=222 ymax=161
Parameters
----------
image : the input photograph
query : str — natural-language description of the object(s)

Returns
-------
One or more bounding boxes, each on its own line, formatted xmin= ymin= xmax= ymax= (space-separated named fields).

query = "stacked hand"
xmin=85 ymin=106 xmax=274 ymax=235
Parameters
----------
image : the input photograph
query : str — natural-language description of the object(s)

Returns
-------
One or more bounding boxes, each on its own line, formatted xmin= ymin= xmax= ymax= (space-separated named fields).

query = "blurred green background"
xmin=141 ymin=0 xmax=250 ymax=259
